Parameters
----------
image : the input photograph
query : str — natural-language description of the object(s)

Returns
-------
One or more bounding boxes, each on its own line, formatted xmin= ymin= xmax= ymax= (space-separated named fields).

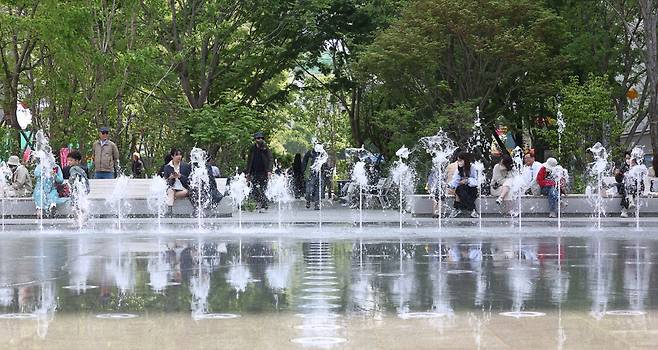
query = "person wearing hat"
xmin=92 ymin=127 xmax=120 ymax=179
xmin=536 ymin=157 xmax=560 ymax=218
xmin=245 ymin=131 xmax=273 ymax=211
xmin=4 ymin=155 xmax=32 ymax=197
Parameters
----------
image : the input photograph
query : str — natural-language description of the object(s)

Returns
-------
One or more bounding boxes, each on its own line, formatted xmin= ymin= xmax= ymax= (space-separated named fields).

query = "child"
xmin=67 ymin=150 xmax=90 ymax=210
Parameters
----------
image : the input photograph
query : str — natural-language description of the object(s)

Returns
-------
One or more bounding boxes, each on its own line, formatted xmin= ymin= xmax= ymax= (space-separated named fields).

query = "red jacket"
xmin=536 ymin=166 xmax=556 ymax=187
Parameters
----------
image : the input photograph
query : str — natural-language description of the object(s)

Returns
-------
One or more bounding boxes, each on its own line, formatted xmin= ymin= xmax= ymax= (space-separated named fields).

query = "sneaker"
xmin=470 ymin=210 xmax=479 ymax=218
xmin=548 ymin=212 xmax=557 ymax=218
xmin=496 ymin=197 xmax=503 ymax=205
xmin=620 ymin=209 xmax=629 ymax=218
xmin=314 ymin=204 xmax=320 ymax=211
xmin=306 ymin=201 xmax=311 ymax=209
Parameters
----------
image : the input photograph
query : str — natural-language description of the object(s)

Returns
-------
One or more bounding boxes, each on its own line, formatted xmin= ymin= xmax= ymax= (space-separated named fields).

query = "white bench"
xmin=1 ymin=177 xmax=232 ymax=218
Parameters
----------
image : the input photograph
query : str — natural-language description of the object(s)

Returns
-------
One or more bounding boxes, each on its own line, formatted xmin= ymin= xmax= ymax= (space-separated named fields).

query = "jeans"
xmin=95 ymin=171 xmax=114 ymax=179
xmin=540 ymin=186 xmax=559 ymax=213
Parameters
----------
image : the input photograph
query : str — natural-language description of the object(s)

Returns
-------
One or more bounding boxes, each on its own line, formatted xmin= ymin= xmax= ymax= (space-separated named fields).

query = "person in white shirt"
xmin=522 ymin=152 xmax=542 ymax=195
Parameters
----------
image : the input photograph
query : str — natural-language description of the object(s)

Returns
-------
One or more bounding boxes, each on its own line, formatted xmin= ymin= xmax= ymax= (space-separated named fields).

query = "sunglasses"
xmin=100 ymin=131 xmax=109 ymax=134
xmin=255 ymin=137 xmax=264 ymax=140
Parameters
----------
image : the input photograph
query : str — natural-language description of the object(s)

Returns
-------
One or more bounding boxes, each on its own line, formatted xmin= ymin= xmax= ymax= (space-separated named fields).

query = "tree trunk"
xmin=640 ymin=0 xmax=658 ymax=156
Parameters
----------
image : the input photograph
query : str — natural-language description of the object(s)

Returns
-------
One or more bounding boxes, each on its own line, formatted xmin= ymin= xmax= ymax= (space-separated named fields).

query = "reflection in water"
xmin=588 ymin=238 xmax=614 ymax=319
xmin=106 ymin=238 xmax=135 ymax=295
xmin=0 ymin=233 xmax=656 ymax=343
xmin=623 ymin=241 xmax=652 ymax=313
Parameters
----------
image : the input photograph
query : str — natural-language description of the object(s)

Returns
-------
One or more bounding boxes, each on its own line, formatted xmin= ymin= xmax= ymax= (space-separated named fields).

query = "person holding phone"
xmin=163 ymin=148 xmax=191 ymax=216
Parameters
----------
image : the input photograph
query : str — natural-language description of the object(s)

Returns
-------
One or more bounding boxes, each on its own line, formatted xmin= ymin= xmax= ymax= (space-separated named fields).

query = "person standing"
xmin=302 ymin=144 xmax=324 ymax=210
xmin=292 ymin=153 xmax=305 ymax=199
xmin=245 ymin=132 xmax=273 ymax=211
xmin=92 ymin=127 xmax=120 ymax=179
xmin=5 ymin=155 xmax=32 ymax=197
xmin=131 ymin=152 xmax=145 ymax=178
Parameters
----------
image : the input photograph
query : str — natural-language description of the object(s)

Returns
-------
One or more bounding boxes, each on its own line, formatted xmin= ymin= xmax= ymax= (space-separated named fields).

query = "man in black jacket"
xmin=245 ymin=132 xmax=273 ymax=210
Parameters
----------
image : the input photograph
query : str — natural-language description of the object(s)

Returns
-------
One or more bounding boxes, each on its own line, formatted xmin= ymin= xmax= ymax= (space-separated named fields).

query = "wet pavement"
xmin=0 ymin=225 xmax=657 ymax=349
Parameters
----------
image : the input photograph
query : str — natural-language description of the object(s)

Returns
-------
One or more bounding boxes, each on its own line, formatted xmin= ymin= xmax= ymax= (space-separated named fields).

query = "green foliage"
xmin=535 ymin=74 xmax=621 ymax=171
xmin=356 ymin=0 xmax=567 ymax=160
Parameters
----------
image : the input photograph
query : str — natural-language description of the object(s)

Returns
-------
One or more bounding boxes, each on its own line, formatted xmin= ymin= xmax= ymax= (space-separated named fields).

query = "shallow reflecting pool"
xmin=1 ymin=225 xmax=657 ymax=349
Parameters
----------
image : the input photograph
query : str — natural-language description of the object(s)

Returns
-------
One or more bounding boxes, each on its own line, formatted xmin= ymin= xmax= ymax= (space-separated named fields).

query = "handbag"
xmin=56 ymin=183 xmax=71 ymax=198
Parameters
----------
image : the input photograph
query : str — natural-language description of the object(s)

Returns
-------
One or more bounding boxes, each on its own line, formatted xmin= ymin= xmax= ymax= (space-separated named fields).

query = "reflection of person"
xmin=449 ymin=152 xmax=479 ymax=217
xmin=245 ymin=132 xmax=273 ymax=211
xmin=4 ymin=155 xmax=32 ymax=197
xmin=92 ymin=127 xmax=120 ymax=179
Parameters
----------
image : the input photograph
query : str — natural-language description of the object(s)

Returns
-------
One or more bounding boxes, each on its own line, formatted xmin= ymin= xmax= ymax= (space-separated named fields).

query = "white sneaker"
xmin=620 ymin=209 xmax=629 ymax=218
xmin=628 ymin=197 xmax=636 ymax=208
xmin=496 ymin=197 xmax=503 ymax=205
xmin=470 ymin=210 xmax=479 ymax=218
xmin=548 ymin=212 xmax=557 ymax=218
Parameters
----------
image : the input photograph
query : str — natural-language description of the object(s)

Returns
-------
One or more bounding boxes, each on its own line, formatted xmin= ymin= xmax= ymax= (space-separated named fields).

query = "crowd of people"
xmin=3 ymin=127 xmax=658 ymax=219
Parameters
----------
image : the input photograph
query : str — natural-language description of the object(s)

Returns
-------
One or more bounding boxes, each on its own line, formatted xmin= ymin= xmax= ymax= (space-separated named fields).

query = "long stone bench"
xmin=0 ymin=178 xmax=232 ymax=218
xmin=409 ymin=193 xmax=658 ymax=217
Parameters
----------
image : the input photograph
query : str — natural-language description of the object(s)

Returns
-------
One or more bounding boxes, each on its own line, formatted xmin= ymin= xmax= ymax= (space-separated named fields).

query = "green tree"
xmin=356 ymin=0 xmax=567 ymax=160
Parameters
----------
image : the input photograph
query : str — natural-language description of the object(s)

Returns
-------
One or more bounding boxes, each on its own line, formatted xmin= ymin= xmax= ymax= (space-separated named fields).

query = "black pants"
xmin=454 ymin=185 xmax=478 ymax=211
xmin=252 ymin=174 xmax=268 ymax=209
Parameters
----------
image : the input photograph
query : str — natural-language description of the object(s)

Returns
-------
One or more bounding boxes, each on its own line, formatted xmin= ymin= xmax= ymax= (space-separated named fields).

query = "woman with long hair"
xmin=449 ymin=152 xmax=479 ymax=217
xmin=292 ymin=153 xmax=305 ymax=198
xmin=491 ymin=155 xmax=516 ymax=211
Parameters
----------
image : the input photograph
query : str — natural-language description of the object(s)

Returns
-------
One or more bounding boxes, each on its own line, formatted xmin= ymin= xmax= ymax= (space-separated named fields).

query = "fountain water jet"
xmin=628 ymin=147 xmax=648 ymax=230
xmin=420 ymin=130 xmax=457 ymax=229
xmin=229 ymin=169 xmax=251 ymax=230
xmin=310 ymin=142 xmax=328 ymax=228
xmin=586 ymin=143 xmax=610 ymax=230
xmin=265 ymin=161 xmax=292 ymax=229
xmin=189 ymin=147 xmax=210 ymax=230
xmin=106 ymin=174 xmax=131 ymax=231
xmin=34 ymin=130 xmax=57 ymax=230
xmin=345 ymin=146 xmax=375 ymax=229
xmin=391 ymin=146 xmax=415 ymax=230
xmin=147 ymin=176 xmax=169 ymax=229
xmin=0 ymin=161 xmax=11 ymax=231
